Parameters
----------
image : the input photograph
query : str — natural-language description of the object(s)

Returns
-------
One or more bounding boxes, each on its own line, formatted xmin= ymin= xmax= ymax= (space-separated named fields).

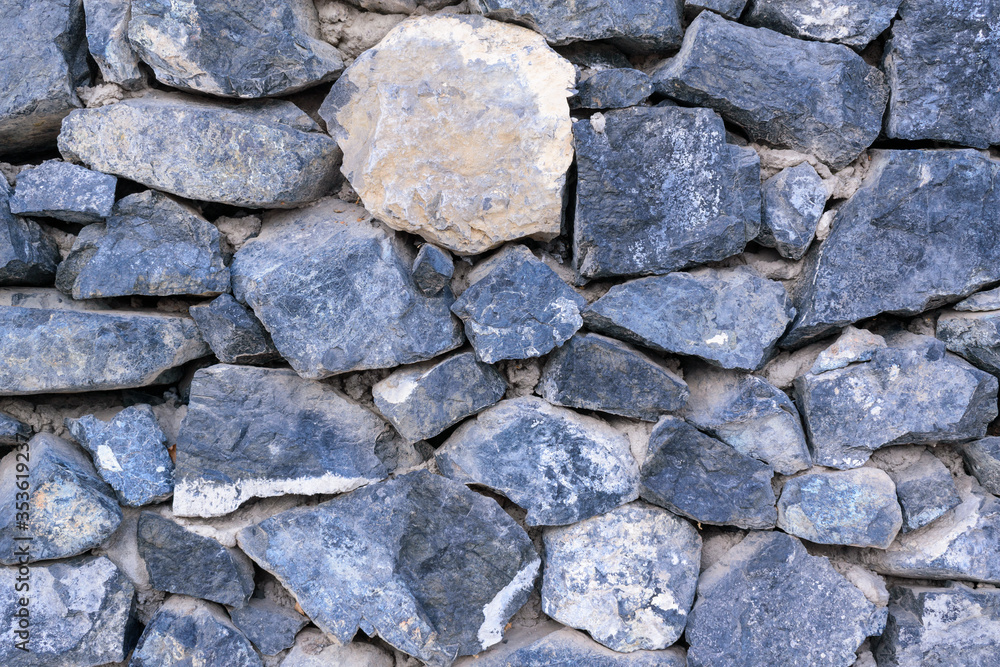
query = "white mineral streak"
xmin=477 ymin=557 xmax=541 ymax=649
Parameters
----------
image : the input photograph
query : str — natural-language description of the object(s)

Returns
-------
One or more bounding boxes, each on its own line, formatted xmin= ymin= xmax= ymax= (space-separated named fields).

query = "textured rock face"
xmin=411 ymin=244 xmax=454 ymax=296
xmin=189 ymin=294 xmax=281 ymax=365
xmin=237 ymin=471 xmax=540 ymax=666
xmin=0 ymin=412 xmax=31 ymax=447
xmin=810 ymin=326 xmax=887 ymax=374
xmin=9 ymin=160 xmax=116 ymax=223
xmin=963 ymin=437 xmax=1000 ymax=495
xmin=745 ymin=0 xmax=901 ymax=48
xmin=572 ymin=68 xmax=652 ymax=109
xmin=58 ymin=93 xmax=340 ymax=208
xmin=229 ymin=599 xmax=309 ymax=656
xmin=84 ymin=0 xmax=144 ymax=88
xmin=231 ymin=198 xmax=463 ymax=379
xmin=874 ymin=448 xmax=961 ymax=533
xmin=956 ymin=287 xmax=1000 ymax=312
xmin=573 ymin=106 xmax=760 ymax=280
xmin=758 ymin=162 xmax=826 ymax=260
xmin=0 ymin=179 xmax=60 ymax=286
xmin=685 ymin=0 xmax=746 ymax=19
xmin=937 ymin=309 xmax=1000 ymax=375
xmin=320 ymin=15 xmax=574 ymax=255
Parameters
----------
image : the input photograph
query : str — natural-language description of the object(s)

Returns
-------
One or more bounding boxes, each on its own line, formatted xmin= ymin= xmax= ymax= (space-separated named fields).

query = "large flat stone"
xmin=0 ymin=179 xmax=60 ymax=287
xmin=745 ymin=0 xmax=901 ymax=49
xmin=84 ymin=0 xmax=144 ymax=89
xmin=9 ymin=160 xmax=116 ymax=224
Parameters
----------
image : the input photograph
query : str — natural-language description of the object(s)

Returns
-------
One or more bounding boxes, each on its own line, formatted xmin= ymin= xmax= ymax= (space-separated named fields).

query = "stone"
xmin=0 ymin=179 xmax=60 ymax=287
xmin=787 ymin=150 xmax=1000 ymax=346
xmin=0 ymin=412 xmax=30 ymax=447
xmin=281 ymin=628 xmax=394 ymax=667
xmin=871 ymin=448 xmax=961 ymax=533
xmin=541 ymin=503 xmax=701 ymax=652
xmin=411 ymin=244 xmax=454 ymax=296
xmin=962 ymin=437 xmax=1000 ymax=495
xmin=639 ymin=416 xmax=776 ymax=529
xmin=0 ymin=434 xmax=122 ymax=564
xmin=758 ymin=162 xmax=826 ymax=260
xmin=955 ymin=287 xmax=1000 ymax=312
xmin=174 ymin=364 xmax=389 ymax=517
xmin=231 ymin=198 xmax=463 ymax=379
xmin=84 ymin=0 xmax=144 ymax=88
xmin=571 ymin=69 xmax=652 ymax=110
xmin=437 ymin=397 xmax=638 ymax=526
xmin=58 ymin=92 xmax=339 ymax=208
xmin=0 ymin=556 xmax=137 ymax=667
xmin=229 ymin=598 xmax=309 ymax=656
xmin=56 ymin=190 xmax=230 ymax=299
xmin=65 ymin=404 xmax=174 ymax=507
xmin=937 ymin=309 xmax=1000 ymax=375
xmin=451 ymin=246 xmax=585 ymax=363
xmin=557 ymin=43 xmax=632 ymax=71
xmin=238 ymin=471 xmax=540 ymax=666
xmin=583 ymin=266 xmax=794 ymax=371
xmin=810 ymin=326 xmax=887 ymax=374
xmin=685 ymin=0 xmax=746 ymax=19
xmin=373 ymin=351 xmax=507 ymax=442
xmin=685 ymin=531 xmax=883 ymax=667
xmin=189 ymin=294 xmax=281 ymax=365
xmin=320 ymin=15 xmax=574 ymax=255
xmin=9 ymin=161 xmax=117 ymax=223
xmin=653 ymin=11 xmax=887 ymax=170
xmin=745 ymin=0 xmax=901 ymax=49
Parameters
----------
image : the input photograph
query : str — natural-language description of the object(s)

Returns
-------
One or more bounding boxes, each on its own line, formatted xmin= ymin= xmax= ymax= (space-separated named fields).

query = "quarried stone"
xmin=9 ymin=160 xmax=116 ymax=223
xmin=745 ymin=0 xmax=901 ymax=49
xmin=0 ymin=179 xmax=60 ymax=287
xmin=189 ymin=294 xmax=281 ymax=365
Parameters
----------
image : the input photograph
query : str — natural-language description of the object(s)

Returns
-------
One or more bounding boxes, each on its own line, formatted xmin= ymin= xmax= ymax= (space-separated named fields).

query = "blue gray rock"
xmin=758 ymin=162 xmax=826 ymax=260
xmin=745 ymin=0 xmax=901 ymax=49
xmin=639 ymin=416 xmax=776 ymax=529
xmin=9 ymin=161 xmax=117 ymax=224
xmin=583 ymin=266 xmax=794 ymax=371
xmin=232 ymin=198 xmax=463 ymax=379
xmin=84 ymin=0 xmax=144 ymax=88
xmin=937 ymin=309 xmax=1000 ymax=376
xmin=0 ymin=179 xmax=60 ymax=287
xmin=573 ymin=106 xmax=760 ymax=281
xmin=411 ymin=243 xmax=454 ymax=296
xmin=189 ymin=294 xmax=281 ymax=365
xmin=653 ymin=11 xmax=887 ymax=170
xmin=571 ymin=69 xmax=652 ymax=110
xmin=282 ymin=628 xmax=395 ymax=667
xmin=955 ymin=287 xmax=1000 ymax=312
xmin=229 ymin=598 xmax=309 ymax=656
xmin=871 ymin=448 xmax=961 ymax=533
xmin=437 ymin=396 xmax=639 ymax=526
xmin=237 ymin=471 xmax=540 ymax=666
xmin=962 ymin=437 xmax=1000 ymax=496
xmin=685 ymin=0 xmax=746 ymax=19
xmin=0 ymin=412 xmax=30 ymax=447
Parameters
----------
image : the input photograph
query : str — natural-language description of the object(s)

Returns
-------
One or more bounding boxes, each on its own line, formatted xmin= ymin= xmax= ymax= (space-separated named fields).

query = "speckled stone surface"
xmin=9 ymin=160 xmax=116 ymax=223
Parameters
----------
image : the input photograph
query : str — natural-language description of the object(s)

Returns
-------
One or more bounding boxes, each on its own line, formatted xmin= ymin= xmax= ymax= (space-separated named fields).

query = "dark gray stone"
xmin=0 ymin=179 xmax=60 ymax=287
xmin=584 ymin=266 xmax=794 ymax=371
xmin=653 ymin=11 xmax=888 ymax=170
xmin=639 ymin=416 xmax=776 ymax=529
xmin=745 ymin=0 xmax=901 ymax=49
xmin=872 ymin=448 xmax=961 ymax=533
xmin=758 ymin=162 xmax=826 ymax=260
xmin=937 ymin=309 xmax=1000 ymax=375
xmin=84 ymin=0 xmax=144 ymax=89
xmin=411 ymin=243 xmax=454 ymax=296
xmin=189 ymin=294 xmax=281 ymax=365
xmin=9 ymin=161 xmax=117 ymax=224
xmin=229 ymin=598 xmax=309 ymax=656
xmin=537 ymin=332 xmax=689 ymax=421
xmin=955 ymin=287 xmax=1000 ymax=312
xmin=232 ymin=198 xmax=463 ymax=379
xmin=573 ymin=106 xmax=760 ymax=281
xmin=237 ymin=470 xmax=540 ymax=666
xmin=685 ymin=0 xmax=746 ymax=19
xmin=962 ymin=437 xmax=1000 ymax=496
xmin=0 ymin=412 xmax=30 ymax=447
xmin=557 ymin=43 xmax=632 ymax=71
xmin=571 ymin=69 xmax=652 ymax=110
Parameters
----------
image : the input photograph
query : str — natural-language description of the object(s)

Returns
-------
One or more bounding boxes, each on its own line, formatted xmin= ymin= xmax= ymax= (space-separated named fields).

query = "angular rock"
xmin=84 ymin=0 xmax=144 ymax=88
xmin=437 ymin=397 xmax=638 ymax=526
xmin=810 ymin=325 xmax=887 ymax=374
xmin=955 ymin=287 xmax=1000 ymax=312
xmin=572 ymin=69 xmax=652 ymax=110
xmin=0 ymin=178 xmax=60 ymax=286
xmin=58 ymin=92 xmax=339 ymax=208
xmin=584 ymin=266 xmax=794 ymax=371
xmin=320 ymin=15 xmax=574 ymax=255
xmin=229 ymin=598 xmax=309 ymax=656
xmin=745 ymin=0 xmax=901 ymax=49
xmin=189 ymin=294 xmax=281 ymax=365
xmin=282 ymin=628 xmax=395 ymax=667
xmin=174 ymin=364 xmax=389 ymax=517
xmin=238 ymin=471 xmax=540 ymax=666
xmin=573 ymin=106 xmax=760 ymax=280
xmin=872 ymin=448 xmax=961 ymax=533
xmin=640 ymin=416 xmax=776 ymax=529
xmin=962 ymin=437 xmax=1000 ymax=496
xmin=758 ymin=162 xmax=826 ymax=260
xmin=0 ymin=412 xmax=30 ymax=447
xmin=231 ymin=198 xmax=463 ymax=379
xmin=411 ymin=244 xmax=454 ymax=296
xmin=937 ymin=309 xmax=1000 ymax=375
xmin=9 ymin=161 xmax=117 ymax=224
xmin=653 ymin=11 xmax=888 ymax=169
xmin=685 ymin=0 xmax=746 ymax=19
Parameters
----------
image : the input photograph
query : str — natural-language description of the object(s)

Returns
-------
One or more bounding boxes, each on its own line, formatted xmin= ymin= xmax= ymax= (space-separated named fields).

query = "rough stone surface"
xmin=872 ymin=448 xmax=961 ymax=533
xmin=189 ymin=294 xmax=280 ymax=365
xmin=0 ymin=179 xmax=60 ymax=286
xmin=572 ymin=69 xmax=652 ymax=110
xmin=685 ymin=0 xmax=746 ymax=19
xmin=937 ymin=309 xmax=1000 ymax=375
xmin=0 ymin=412 xmax=31 ymax=447
xmin=758 ymin=162 xmax=826 ymax=260
xmin=9 ymin=160 xmax=117 ymax=223
xmin=281 ymin=628 xmax=395 ymax=667
xmin=962 ymin=437 xmax=1000 ymax=496
xmin=84 ymin=0 xmax=144 ymax=88
xmin=320 ymin=15 xmax=574 ymax=255
xmin=229 ymin=598 xmax=309 ymax=656
xmin=411 ymin=244 xmax=454 ymax=296
xmin=810 ymin=325 xmax=887 ymax=374
xmin=745 ymin=0 xmax=901 ymax=48
xmin=955 ymin=287 xmax=1000 ymax=312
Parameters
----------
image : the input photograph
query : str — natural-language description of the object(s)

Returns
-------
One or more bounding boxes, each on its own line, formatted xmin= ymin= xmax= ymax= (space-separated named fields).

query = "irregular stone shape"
xmin=884 ymin=0 xmax=1000 ymax=147
xmin=875 ymin=449 xmax=961 ymax=533
xmin=937 ymin=309 xmax=1000 ymax=375
xmin=810 ymin=325 xmax=887 ymax=374
xmin=58 ymin=92 xmax=339 ymax=208
xmin=653 ymin=11 xmax=887 ymax=170
xmin=373 ymin=351 xmax=507 ymax=442
xmin=238 ymin=471 xmax=540 ymax=666
xmin=0 ymin=179 xmax=60 ymax=286
xmin=231 ymin=198 xmax=463 ymax=379
xmin=0 ymin=556 xmax=137 ymax=667
xmin=686 ymin=531 xmax=883 ymax=667
xmin=282 ymin=628 xmax=395 ymax=667
xmin=681 ymin=363 xmax=810 ymax=474
xmin=56 ymin=190 xmax=230 ymax=299
xmin=745 ymin=0 xmax=901 ymax=49
xmin=955 ymin=287 xmax=1000 ymax=312
xmin=758 ymin=162 xmax=825 ymax=260
xmin=174 ymin=364 xmax=389 ymax=517
xmin=573 ymin=106 xmax=760 ymax=281
xmin=0 ymin=434 xmax=122 ymax=564
xmin=584 ymin=266 xmax=794 ymax=371
xmin=787 ymin=150 xmax=1000 ymax=346
xmin=685 ymin=0 xmax=746 ymax=19
xmin=320 ymin=15 xmax=574 ymax=255
xmin=962 ymin=437 xmax=1000 ymax=496
xmin=9 ymin=161 xmax=117 ymax=223
xmin=437 ymin=397 xmax=638 ymax=526
xmin=84 ymin=0 xmax=144 ymax=88
xmin=411 ymin=244 xmax=454 ymax=296
xmin=640 ymin=416 xmax=776 ymax=529
xmin=229 ymin=598 xmax=309 ymax=656
xmin=0 ymin=412 xmax=31 ymax=447
xmin=572 ymin=69 xmax=652 ymax=110
xmin=189 ymin=294 xmax=281 ymax=365
xmin=538 ymin=332 xmax=688 ymax=421
xmin=129 ymin=0 xmax=343 ymax=98
xmin=542 ymin=503 xmax=701 ymax=652
xmin=794 ymin=335 xmax=998 ymax=469
xmin=66 ymin=404 xmax=174 ymax=507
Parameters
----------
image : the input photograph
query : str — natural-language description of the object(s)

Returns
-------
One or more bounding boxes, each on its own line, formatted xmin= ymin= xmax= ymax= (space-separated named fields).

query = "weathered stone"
xmin=758 ymin=162 xmax=826 ymax=260
xmin=810 ymin=326 xmax=887 ymax=374
xmin=557 ymin=42 xmax=632 ymax=70
xmin=0 ymin=412 xmax=30 ymax=447
xmin=58 ymin=92 xmax=339 ymax=208
xmin=573 ymin=106 xmax=760 ymax=281
xmin=66 ymin=404 xmax=174 ymax=507
xmin=871 ymin=448 xmax=961 ymax=533
xmin=320 ymin=15 xmax=574 ymax=255
xmin=238 ymin=471 xmax=540 ymax=666
xmin=411 ymin=244 xmax=454 ymax=296
xmin=955 ymin=287 xmax=1000 ymax=312
xmin=282 ymin=628 xmax=395 ymax=667
xmin=542 ymin=503 xmax=701 ymax=652
xmin=229 ymin=598 xmax=309 ymax=656
xmin=437 ymin=397 xmax=638 ymax=526
xmin=572 ymin=69 xmax=652 ymax=110
xmin=584 ymin=266 xmax=794 ymax=371
xmin=232 ymin=198 xmax=463 ymax=379
xmin=653 ymin=11 xmax=887 ymax=169
xmin=938 ymin=309 xmax=1000 ymax=375
xmin=0 ymin=179 xmax=60 ymax=286
xmin=174 ymin=364 xmax=389 ymax=517
xmin=189 ymin=294 xmax=280 ymax=366
xmin=9 ymin=161 xmax=117 ymax=223
xmin=685 ymin=0 xmax=746 ymax=19
xmin=745 ymin=0 xmax=901 ymax=49
xmin=84 ymin=0 xmax=144 ymax=88
xmin=962 ymin=437 xmax=1000 ymax=496
xmin=640 ymin=416 xmax=777 ymax=529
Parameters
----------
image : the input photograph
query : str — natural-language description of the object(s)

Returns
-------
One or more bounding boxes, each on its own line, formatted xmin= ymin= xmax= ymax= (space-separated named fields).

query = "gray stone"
xmin=0 ymin=412 xmax=30 ymax=447
xmin=571 ymin=69 xmax=652 ymax=110
xmin=557 ymin=43 xmax=632 ymax=71
xmin=0 ymin=434 xmax=122 ymax=564
xmin=174 ymin=364 xmax=389 ymax=517
xmin=66 ymin=404 xmax=174 ymax=507
xmin=653 ymin=11 xmax=887 ymax=170
xmin=937 ymin=309 xmax=1000 ymax=375
xmin=745 ymin=0 xmax=901 ymax=49
xmin=58 ymin=92 xmax=339 ymax=208
xmin=955 ymin=287 xmax=1000 ymax=312
xmin=541 ymin=503 xmax=701 ymax=652
xmin=810 ymin=326 xmax=887 ymax=374
xmin=229 ymin=598 xmax=308 ymax=656
xmin=411 ymin=244 xmax=454 ymax=296
xmin=84 ymin=0 xmax=144 ymax=88
xmin=437 ymin=396 xmax=639 ymax=526
xmin=685 ymin=531 xmax=883 ymax=667
xmin=639 ymin=416 xmax=777 ymax=529
xmin=237 ymin=470 xmax=540 ymax=666
xmin=758 ymin=162 xmax=826 ymax=260
xmin=685 ymin=0 xmax=746 ymax=19
xmin=231 ymin=198 xmax=463 ymax=379
xmin=373 ymin=350 xmax=507 ymax=442
xmin=962 ymin=437 xmax=1000 ymax=496
xmin=9 ymin=161 xmax=117 ymax=224
xmin=189 ymin=294 xmax=281 ymax=365
xmin=584 ymin=266 xmax=794 ymax=371
xmin=0 ymin=179 xmax=60 ymax=287
xmin=281 ymin=628 xmax=395 ymax=667
xmin=873 ymin=448 xmax=961 ymax=533
xmin=573 ymin=106 xmax=760 ymax=281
